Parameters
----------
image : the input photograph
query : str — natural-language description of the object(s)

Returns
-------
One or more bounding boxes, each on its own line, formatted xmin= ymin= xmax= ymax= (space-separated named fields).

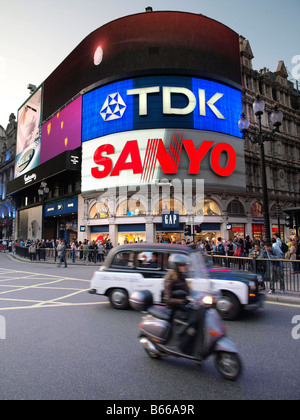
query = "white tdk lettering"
xmin=127 ymin=86 xmax=225 ymax=119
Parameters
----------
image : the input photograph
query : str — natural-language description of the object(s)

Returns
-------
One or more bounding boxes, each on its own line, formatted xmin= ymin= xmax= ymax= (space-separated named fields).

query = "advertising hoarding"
xmin=40 ymin=96 xmax=82 ymax=164
xmin=82 ymin=76 xmax=242 ymax=141
xmin=82 ymin=129 xmax=245 ymax=192
xmin=15 ymin=86 xmax=42 ymax=178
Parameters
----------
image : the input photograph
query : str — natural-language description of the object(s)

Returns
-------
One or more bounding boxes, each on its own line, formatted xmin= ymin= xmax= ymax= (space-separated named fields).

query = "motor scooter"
xmin=130 ymin=289 xmax=242 ymax=381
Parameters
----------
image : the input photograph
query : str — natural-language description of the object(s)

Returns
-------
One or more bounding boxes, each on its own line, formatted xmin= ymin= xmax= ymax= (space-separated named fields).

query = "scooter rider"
xmin=163 ymin=254 xmax=206 ymax=355
xmin=163 ymin=254 xmax=190 ymax=308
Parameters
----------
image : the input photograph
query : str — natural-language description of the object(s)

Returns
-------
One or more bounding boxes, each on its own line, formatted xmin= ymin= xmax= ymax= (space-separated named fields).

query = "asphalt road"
xmin=0 ymin=252 xmax=299 ymax=400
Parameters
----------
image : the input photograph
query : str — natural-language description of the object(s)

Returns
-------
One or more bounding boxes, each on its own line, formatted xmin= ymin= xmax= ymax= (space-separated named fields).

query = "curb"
xmin=265 ymin=292 xmax=300 ymax=306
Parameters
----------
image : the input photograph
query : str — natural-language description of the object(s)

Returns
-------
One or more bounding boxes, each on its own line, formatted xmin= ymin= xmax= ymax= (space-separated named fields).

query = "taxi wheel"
xmin=109 ymin=288 xmax=129 ymax=310
xmin=216 ymin=292 xmax=241 ymax=321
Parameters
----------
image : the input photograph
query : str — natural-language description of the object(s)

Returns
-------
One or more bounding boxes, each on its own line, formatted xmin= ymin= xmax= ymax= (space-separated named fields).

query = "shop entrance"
xmin=44 ymin=215 xmax=78 ymax=243
xmin=156 ymin=231 xmax=184 ymax=244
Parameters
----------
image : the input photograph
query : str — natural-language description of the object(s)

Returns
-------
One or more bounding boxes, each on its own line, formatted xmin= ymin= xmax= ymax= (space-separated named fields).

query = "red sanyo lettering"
xmin=91 ymin=139 xmax=237 ymax=179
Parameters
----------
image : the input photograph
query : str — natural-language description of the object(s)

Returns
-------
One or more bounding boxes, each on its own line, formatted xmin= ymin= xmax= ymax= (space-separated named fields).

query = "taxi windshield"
xmin=186 ymin=251 xmax=212 ymax=293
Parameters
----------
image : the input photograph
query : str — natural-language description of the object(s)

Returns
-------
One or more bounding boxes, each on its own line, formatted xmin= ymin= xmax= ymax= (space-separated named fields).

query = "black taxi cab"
xmin=89 ymin=243 xmax=265 ymax=320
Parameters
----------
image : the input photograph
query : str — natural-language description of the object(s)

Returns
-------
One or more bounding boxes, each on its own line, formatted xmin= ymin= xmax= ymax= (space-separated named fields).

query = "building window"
xmin=117 ymin=199 xmax=146 ymax=216
xmin=153 ymin=198 xmax=186 ymax=216
xmin=250 ymin=202 xmax=263 ymax=217
xmin=194 ymin=199 xmax=221 ymax=216
xmin=226 ymin=200 xmax=245 ymax=216
xmin=89 ymin=202 xmax=110 ymax=219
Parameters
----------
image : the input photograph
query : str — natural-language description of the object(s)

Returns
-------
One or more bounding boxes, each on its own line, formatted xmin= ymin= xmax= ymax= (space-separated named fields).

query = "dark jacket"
xmin=163 ymin=269 xmax=189 ymax=308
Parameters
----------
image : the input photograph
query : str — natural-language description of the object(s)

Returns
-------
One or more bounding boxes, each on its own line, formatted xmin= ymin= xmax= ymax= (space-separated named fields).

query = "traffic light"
xmin=285 ymin=215 xmax=293 ymax=228
xmin=195 ymin=224 xmax=202 ymax=233
xmin=184 ymin=224 xmax=191 ymax=236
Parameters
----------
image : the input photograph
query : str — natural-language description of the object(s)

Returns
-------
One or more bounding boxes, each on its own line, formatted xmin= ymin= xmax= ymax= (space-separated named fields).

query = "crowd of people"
xmin=191 ymin=233 xmax=300 ymax=294
xmin=5 ymin=233 xmax=300 ymax=293
xmin=10 ymin=237 xmax=114 ymax=266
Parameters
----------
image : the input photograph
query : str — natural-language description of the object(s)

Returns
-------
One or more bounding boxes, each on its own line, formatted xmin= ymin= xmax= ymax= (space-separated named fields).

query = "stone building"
xmin=0 ymin=113 xmax=17 ymax=240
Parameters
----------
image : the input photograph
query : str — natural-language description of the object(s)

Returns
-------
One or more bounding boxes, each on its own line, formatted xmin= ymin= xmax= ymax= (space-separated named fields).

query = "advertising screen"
xmin=40 ymin=96 xmax=82 ymax=164
xmin=15 ymin=86 xmax=42 ymax=178
xmin=82 ymin=76 xmax=242 ymax=141
xmin=82 ymin=128 xmax=245 ymax=192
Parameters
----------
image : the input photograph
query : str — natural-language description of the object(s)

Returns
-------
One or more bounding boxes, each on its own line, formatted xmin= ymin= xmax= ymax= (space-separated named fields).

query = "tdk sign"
xmin=82 ymin=76 xmax=242 ymax=141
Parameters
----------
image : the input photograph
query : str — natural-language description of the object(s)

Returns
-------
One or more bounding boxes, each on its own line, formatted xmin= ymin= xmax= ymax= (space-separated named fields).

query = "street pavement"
xmin=0 ymin=251 xmax=299 ymax=400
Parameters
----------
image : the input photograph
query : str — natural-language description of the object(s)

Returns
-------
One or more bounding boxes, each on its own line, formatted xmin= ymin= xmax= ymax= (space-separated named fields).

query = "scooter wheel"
xmin=215 ymin=352 xmax=242 ymax=381
xmin=144 ymin=347 xmax=161 ymax=359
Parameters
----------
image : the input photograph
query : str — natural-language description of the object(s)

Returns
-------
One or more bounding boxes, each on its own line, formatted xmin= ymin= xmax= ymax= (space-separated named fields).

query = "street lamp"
xmin=38 ymin=181 xmax=49 ymax=240
xmin=238 ymin=96 xmax=283 ymax=243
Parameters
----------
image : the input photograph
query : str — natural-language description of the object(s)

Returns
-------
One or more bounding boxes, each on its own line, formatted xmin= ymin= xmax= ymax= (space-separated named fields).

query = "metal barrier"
xmin=14 ymin=246 xmax=104 ymax=264
xmin=13 ymin=246 xmax=300 ymax=292
xmin=209 ymin=254 xmax=300 ymax=292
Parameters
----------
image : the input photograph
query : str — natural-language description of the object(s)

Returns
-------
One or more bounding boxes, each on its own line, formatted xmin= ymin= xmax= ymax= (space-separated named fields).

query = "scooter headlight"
xmin=202 ymin=295 xmax=214 ymax=306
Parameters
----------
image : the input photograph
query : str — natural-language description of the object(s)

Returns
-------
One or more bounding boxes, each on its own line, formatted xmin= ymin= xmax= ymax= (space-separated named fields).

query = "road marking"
xmin=266 ymin=301 xmax=300 ymax=308
xmin=0 ymin=268 xmax=101 ymax=312
xmin=0 ymin=301 xmax=108 ymax=312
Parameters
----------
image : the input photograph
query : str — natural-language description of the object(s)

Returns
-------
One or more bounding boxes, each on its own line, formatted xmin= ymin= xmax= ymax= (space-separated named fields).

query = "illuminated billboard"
xmin=82 ymin=129 xmax=245 ymax=192
xmin=82 ymin=76 xmax=242 ymax=141
xmin=40 ymin=96 xmax=82 ymax=164
xmin=15 ymin=86 xmax=42 ymax=178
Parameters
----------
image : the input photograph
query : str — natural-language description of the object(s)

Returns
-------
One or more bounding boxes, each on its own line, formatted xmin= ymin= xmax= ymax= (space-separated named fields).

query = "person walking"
xmin=58 ymin=239 xmax=67 ymax=268
xmin=265 ymin=242 xmax=285 ymax=294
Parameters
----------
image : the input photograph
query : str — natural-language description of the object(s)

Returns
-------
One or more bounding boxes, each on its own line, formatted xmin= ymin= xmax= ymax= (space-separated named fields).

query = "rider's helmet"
xmin=168 ymin=254 xmax=190 ymax=272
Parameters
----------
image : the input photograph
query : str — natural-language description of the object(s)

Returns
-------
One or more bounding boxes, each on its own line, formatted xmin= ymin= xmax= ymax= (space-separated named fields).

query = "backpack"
xmin=281 ymin=242 xmax=288 ymax=254
xmin=217 ymin=243 xmax=225 ymax=255
xmin=234 ymin=246 xmax=241 ymax=257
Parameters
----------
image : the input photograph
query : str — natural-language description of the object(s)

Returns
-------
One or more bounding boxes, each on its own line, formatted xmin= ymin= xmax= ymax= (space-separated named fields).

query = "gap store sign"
xmin=82 ymin=76 xmax=242 ymax=140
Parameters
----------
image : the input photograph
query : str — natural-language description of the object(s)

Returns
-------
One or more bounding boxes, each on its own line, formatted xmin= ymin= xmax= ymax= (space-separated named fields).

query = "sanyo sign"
xmin=82 ymin=76 xmax=243 ymax=140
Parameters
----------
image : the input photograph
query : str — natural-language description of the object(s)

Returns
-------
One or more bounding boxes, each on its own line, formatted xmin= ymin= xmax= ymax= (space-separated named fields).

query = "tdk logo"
xmin=82 ymin=75 xmax=243 ymax=141
xmin=100 ymin=93 xmax=127 ymax=121
xmin=100 ymin=87 xmax=225 ymax=121
xmin=127 ymin=86 xmax=225 ymax=119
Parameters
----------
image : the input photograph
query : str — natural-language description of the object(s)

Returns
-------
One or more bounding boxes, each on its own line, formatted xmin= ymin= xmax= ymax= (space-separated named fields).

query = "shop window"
xmin=116 ymin=199 xmax=146 ymax=216
xmin=194 ymin=199 xmax=221 ymax=216
xmin=227 ymin=200 xmax=245 ymax=216
xmin=111 ymin=251 xmax=135 ymax=269
xmin=153 ymin=198 xmax=186 ymax=216
xmin=89 ymin=202 xmax=110 ymax=219
xmin=118 ymin=232 xmax=146 ymax=244
xmin=250 ymin=202 xmax=263 ymax=217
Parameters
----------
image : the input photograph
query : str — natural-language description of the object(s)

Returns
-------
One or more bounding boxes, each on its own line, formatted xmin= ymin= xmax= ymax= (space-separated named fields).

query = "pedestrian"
xmin=249 ymin=242 xmax=267 ymax=288
xmin=83 ymin=240 xmax=89 ymax=263
xmin=71 ymin=240 xmax=77 ymax=263
xmin=105 ymin=239 xmax=113 ymax=254
xmin=265 ymin=242 xmax=285 ymax=294
xmin=28 ymin=243 xmax=36 ymax=261
xmin=217 ymin=237 xmax=225 ymax=266
xmin=288 ymin=238 xmax=298 ymax=273
xmin=56 ymin=240 xmax=62 ymax=265
xmin=57 ymin=240 xmax=67 ymax=268
xmin=59 ymin=239 xmax=67 ymax=268
xmin=97 ymin=241 xmax=104 ymax=263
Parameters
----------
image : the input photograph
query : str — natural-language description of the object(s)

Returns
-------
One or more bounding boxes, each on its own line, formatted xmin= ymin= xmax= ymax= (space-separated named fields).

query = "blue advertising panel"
xmin=82 ymin=76 xmax=242 ymax=141
xmin=44 ymin=197 xmax=78 ymax=217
